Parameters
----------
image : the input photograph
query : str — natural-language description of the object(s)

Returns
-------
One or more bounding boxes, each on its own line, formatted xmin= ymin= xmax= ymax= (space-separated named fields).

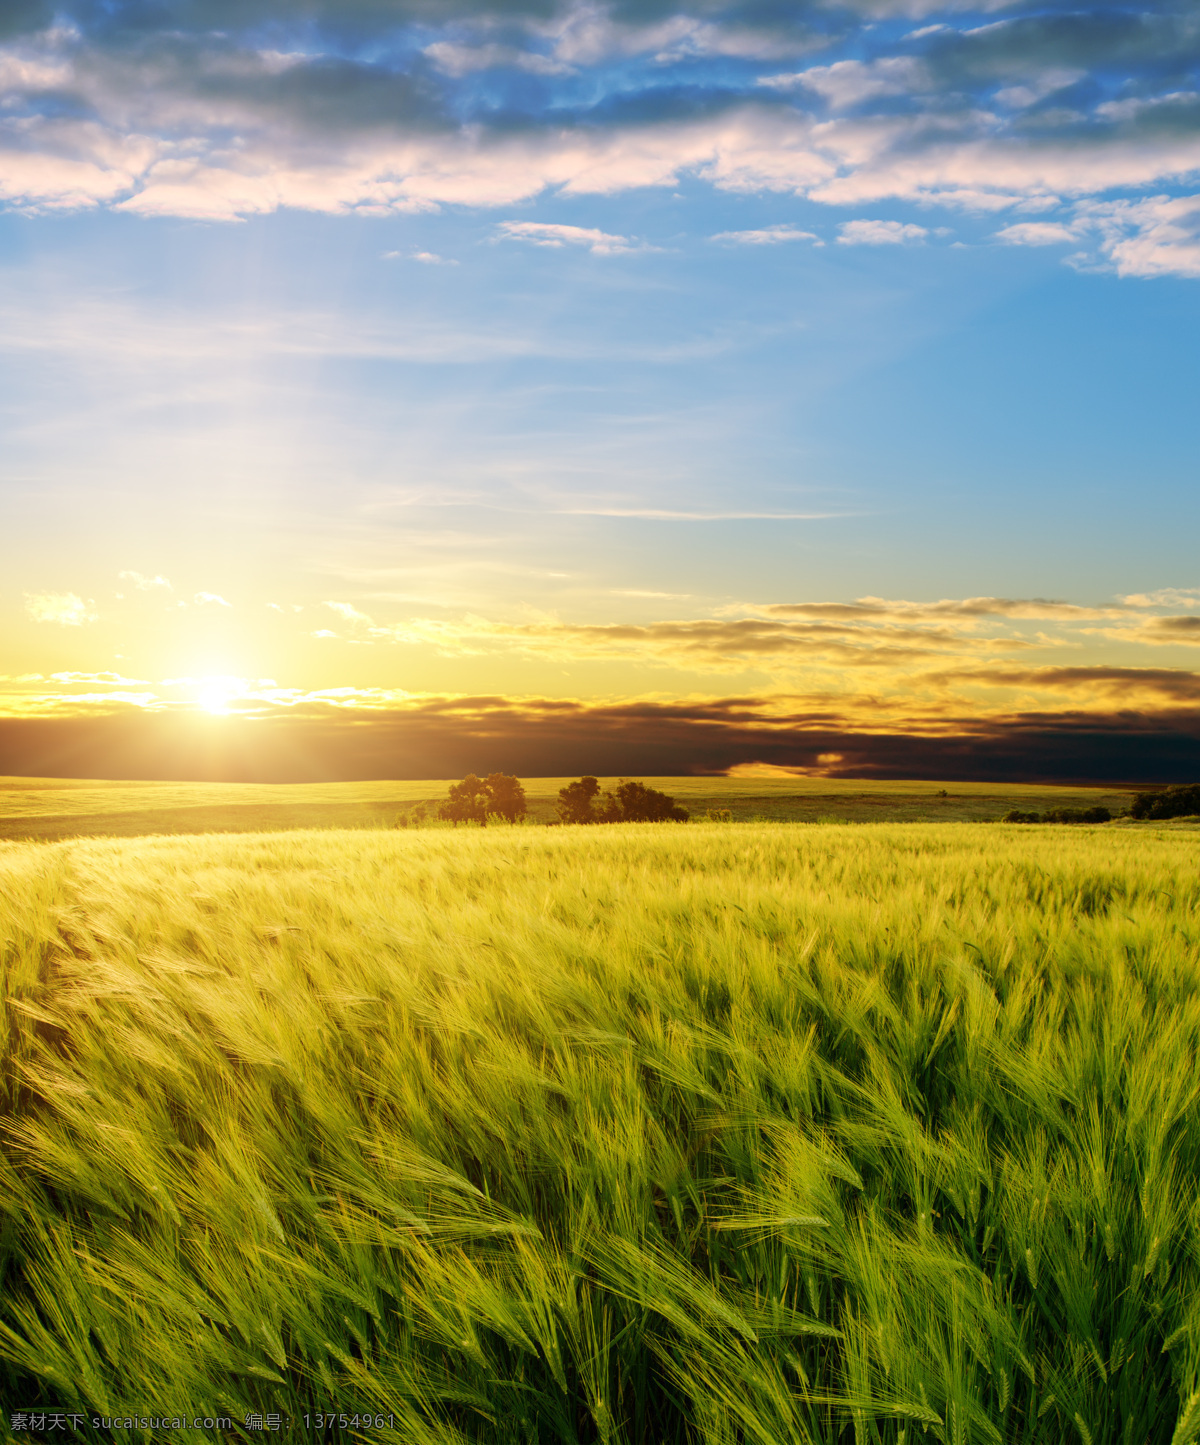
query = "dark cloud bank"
xmin=3 ymin=698 xmax=1199 ymax=784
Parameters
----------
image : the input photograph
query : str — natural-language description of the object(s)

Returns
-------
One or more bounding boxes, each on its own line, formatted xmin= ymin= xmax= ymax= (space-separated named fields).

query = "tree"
xmin=599 ymin=779 xmax=688 ymax=823
xmin=1130 ymin=784 xmax=1200 ymax=820
xmin=484 ymin=772 xmax=527 ymax=823
xmin=439 ymin=773 xmax=527 ymax=826
xmin=555 ymin=776 xmax=689 ymax=824
xmin=439 ymin=774 xmax=490 ymax=826
xmin=557 ymin=776 xmax=601 ymax=824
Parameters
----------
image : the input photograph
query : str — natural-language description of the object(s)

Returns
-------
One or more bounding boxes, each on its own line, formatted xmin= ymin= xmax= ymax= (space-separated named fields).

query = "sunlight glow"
xmin=194 ymin=676 xmax=246 ymax=715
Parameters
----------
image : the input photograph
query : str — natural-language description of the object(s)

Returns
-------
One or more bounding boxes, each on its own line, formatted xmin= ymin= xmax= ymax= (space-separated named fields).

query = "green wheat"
xmin=0 ymin=823 xmax=1197 ymax=1443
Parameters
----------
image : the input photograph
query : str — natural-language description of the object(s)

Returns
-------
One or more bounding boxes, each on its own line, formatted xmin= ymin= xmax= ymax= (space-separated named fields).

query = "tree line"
xmin=1129 ymin=783 xmax=1200 ymax=820
xmin=1003 ymin=784 xmax=1200 ymax=825
xmin=555 ymin=776 xmax=688 ymax=824
xmin=1002 ymin=806 xmax=1112 ymax=824
xmin=418 ymin=778 xmax=1200 ymax=829
xmin=427 ymin=774 xmax=689 ymax=826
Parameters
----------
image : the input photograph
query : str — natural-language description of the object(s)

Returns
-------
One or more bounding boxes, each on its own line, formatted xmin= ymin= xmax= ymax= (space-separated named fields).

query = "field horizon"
xmin=0 ymin=774 xmax=1159 ymax=843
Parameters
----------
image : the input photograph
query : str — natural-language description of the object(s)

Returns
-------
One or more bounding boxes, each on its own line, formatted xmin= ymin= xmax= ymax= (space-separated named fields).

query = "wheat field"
xmin=1 ymin=823 xmax=1198 ymax=1442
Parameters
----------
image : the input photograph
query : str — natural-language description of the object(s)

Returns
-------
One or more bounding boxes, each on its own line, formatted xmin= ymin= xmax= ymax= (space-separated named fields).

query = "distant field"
xmin=0 ymin=773 xmax=1144 ymax=840
xmin=1 ymin=824 xmax=1197 ymax=1441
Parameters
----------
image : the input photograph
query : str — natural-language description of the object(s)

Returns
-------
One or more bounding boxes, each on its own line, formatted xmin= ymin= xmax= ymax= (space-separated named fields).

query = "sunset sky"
xmin=2 ymin=0 xmax=1199 ymax=781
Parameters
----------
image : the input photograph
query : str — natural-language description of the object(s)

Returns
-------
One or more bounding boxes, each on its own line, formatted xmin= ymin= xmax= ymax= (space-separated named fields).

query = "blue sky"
xmin=2 ymin=0 xmax=1199 ymax=779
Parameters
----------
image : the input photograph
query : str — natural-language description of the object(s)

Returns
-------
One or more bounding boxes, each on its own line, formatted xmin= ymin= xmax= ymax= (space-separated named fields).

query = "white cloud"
xmin=710 ymin=224 xmax=820 ymax=244
xmin=544 ymin=9 xmax=814 ymax=68
xmin=0 ymin=144 xmax=148 ymax=212
xmin=325 ymin=601 xmax=374 ymax=625
xmin=193 ymin=591 xmax=232 ymax=607
xmin=0 ymin=92 xmax=1136 ymax=239
xmin=1081 ymin=194 xmax=1200 ymax=280
xmin=760 ymin=57 xmax=931 ymax=110
xmin=118 ymin=569 xmax=173 ymax=590
xmin=383 ymin=249 xmax=458 ymax=265
xmin=0 ymin=49 xmax=73 ymax=92
xmin=50 ymin=670 xmax=148 ymax=684
xmin=496 ymin=220 xmax=646 ymax=255
xmin=995 ymin=221 xmax=1079 ymax=246
xmin=114 ymin=159 xmax=286 ymax=223
xmin=23 ymin=591 xmax=98 ymax=625
xmin=1096 ymin=92 xmax=1200 ymax=123
xmin=994 ymin=69 xmax=1085 ymax=111
xmin=322 ymin=599 xmax=431 ymax=643
xmin=838 ymin=219 xmax=928 ymax=245
xmin=1 ymin=20 xmax=1199 ymax=281
xmin=1122 ymin=588 xmax=1200 ymax=609
xmin=998 ymin=194 xmax=1200 ymax=278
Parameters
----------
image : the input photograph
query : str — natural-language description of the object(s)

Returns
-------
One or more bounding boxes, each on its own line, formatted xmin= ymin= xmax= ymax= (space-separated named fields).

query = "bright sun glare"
xmin=195 ymin=676 xmax=244 ymax=715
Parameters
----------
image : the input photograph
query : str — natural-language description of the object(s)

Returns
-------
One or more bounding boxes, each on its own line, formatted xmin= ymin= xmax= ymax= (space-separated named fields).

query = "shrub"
xmin=1003 ymin=807 xmax=1111 ymax=824
xmin=1043 ymin=806 xmax=1112 ymax=824
xmin=1130 ymin=783 xmax=1200 ymax=821
xmin=705 ymin=808 xmax=733 ymax=823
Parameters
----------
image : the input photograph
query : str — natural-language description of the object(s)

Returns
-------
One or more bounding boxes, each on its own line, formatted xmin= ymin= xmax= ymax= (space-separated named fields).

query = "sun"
xmin=195 ymin=676 xmax=244 ymax=715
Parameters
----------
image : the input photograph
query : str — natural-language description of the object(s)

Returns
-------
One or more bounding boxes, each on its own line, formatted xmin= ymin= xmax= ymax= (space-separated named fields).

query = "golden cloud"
xmin=5 ymin=594 xmax=1200 ymax=744
xmin=1087 ymin=616 xmax=1200 ymax=647
xmin=317 ymin=605 xmax=1041 ymax=674
xmin=761 ymin=596 xmax=1133 ymax=623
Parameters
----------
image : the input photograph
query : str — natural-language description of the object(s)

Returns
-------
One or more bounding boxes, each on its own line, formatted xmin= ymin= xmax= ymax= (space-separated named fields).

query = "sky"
xmin=2 ymin=0 xmax=1199 ymax=782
